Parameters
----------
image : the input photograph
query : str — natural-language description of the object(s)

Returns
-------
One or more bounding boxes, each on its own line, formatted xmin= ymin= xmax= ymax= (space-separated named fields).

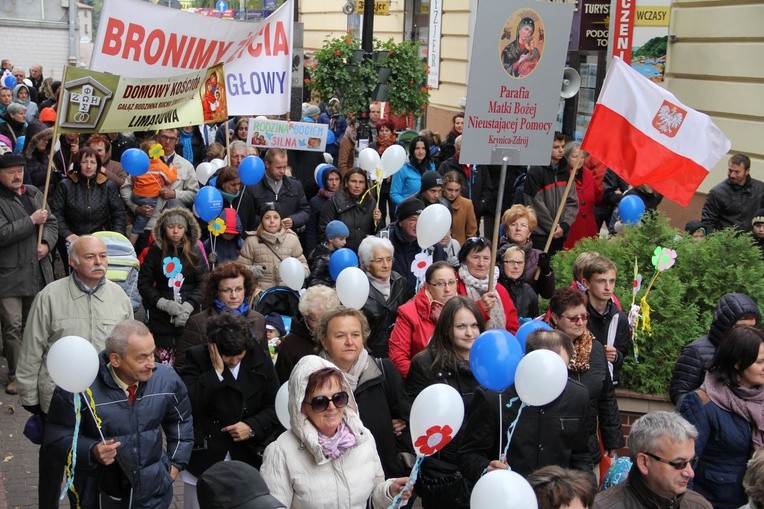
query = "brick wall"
xmin=0 ymin=23 xmax=71 ymax=81
xmin=615 ymin=390 xmax=675 ymax=457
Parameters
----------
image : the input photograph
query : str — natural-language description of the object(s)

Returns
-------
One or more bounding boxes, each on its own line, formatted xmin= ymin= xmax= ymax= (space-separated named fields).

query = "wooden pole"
xmin=225 ymin=117 xmax=231 ymax=160
xmin=534 ymin=164 xmax=576 ymax=280
xmin=487 ymin=157 xmax=509 ymax=292
xmin=37 ymin=67 xmax=66 ymax=248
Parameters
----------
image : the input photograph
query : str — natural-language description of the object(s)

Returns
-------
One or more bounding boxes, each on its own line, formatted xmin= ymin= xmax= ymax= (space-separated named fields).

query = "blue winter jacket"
xmin=390 ymin=160 xmax=435 ymax=207
xmin=679 ymin=388 xmax=752 ymax=509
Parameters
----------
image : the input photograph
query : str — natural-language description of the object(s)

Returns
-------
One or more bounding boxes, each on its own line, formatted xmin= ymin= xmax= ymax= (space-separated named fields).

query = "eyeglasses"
xmin=502 ymin=260 xmax=524 ymax=266
xmin=428 ymin=280 xmax=457 ymax=289
xmin=371 ymin=256 xmax=393 ymax=265
xmin=561 ymin=313 xmax=589 ymax=324
xmin=158 ymin=135 xmax=178 ymax=142
xmin=304 ymin=391 xmax=349 ymax=413
xmin=219 ymin=286 xmax=245 ymax=295
xmin=643 ymin=452 xmax=698 ymax=470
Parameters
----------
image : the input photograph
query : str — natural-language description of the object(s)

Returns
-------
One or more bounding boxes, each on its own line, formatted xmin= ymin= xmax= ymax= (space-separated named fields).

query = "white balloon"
xmin=357 ymin=148 xmax=381 ymax=174
xmin=195 ymin=162 xmax=215 ymax=186
xmin=279 ymin=257 xmax=305 ymax=291
xmin=46 ymin=336 xmax=100 ymax=394
xmin=416 ymin=204 xmax=452 ymax=249
xmin=275 ymin=382 xmax=290 ymax=430
xmin=255 ymin=115 xmax=268 ymax=121
xmin=409 ymin=383 xmax=464 ymax=456
xmin=514 ymin=349 xmax=569 ymax=406
xmin=210 ymin=158 xmax=227 ymax=170
xmin=470 ymin=469 xmax=538 ymax=509
xmin=335 ymin=267 xmax=369 ymax=309
xmin=381 ymin=144 xmax=406 ymax=177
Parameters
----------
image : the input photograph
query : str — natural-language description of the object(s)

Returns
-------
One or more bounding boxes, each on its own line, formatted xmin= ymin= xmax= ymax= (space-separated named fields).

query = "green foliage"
xmin=309 ymin=35 xmax=429 ymax=118
xmin=550 ymin=211 xmax=764 ymax=396
xmin=634 ymin=36 xmax=667 ymax=58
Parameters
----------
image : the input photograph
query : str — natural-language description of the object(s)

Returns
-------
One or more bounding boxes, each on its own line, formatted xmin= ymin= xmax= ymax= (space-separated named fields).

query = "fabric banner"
xmin=581 ymin=57 xmax=731 ymax=207
xmin=57 ymin=64 xmax=227 ymax=133
xmin=247 ymin=118 xmax=328 ymax=152
xmin=90 ymin=0 xmax=293 ymax=116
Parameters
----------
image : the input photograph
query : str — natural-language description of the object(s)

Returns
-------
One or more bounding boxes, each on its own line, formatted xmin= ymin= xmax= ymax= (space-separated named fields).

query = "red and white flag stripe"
xmin=581 ymin=57 xmax=731 ymax=206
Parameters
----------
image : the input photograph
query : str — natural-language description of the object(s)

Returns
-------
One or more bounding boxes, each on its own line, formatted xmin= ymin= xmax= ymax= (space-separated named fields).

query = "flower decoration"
xmin=208 ymin=217 xmax=226 ymax=237
xmin=414 ymin=425 xmax=454 ymax=456
xmin=148 ymin=143 xmax=165 ymax=160
xmin=411 ymin=252 xmax=433 ymax=279
xmin=632 ymin=274 xmax=643 ymax=296
xmin=651 ymin=246 xmax=677 ymax=271
xmin=162 ymin=256 xmax=183 ymax=278
xmin=168 ymin=273 xmax=185 ymax=291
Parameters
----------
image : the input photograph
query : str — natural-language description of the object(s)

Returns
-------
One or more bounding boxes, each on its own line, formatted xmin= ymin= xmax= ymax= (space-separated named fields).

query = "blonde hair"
xmin=502 ymin=204 xmax=538 ymax=234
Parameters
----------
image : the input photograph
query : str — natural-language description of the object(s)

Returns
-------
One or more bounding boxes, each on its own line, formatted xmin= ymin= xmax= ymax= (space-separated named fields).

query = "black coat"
xmin=180 ymin=344 xmax=280 ymax=476
xmin=379 ymin=222 xmax=447 ymax=295
xmin=307 ymin=243 xmax=333 ymax=288
xmin=569 ymin=340 xmax=624 ymax=464
xmin=274 ymin=317 xmax=315 ymax=383
xmin=361 ymin=271 xmax=413 ymax=358
xmin=306 ymin=193 xmax=329 ymax=254
xmin=50 ymin=173 xmax=126 ymax=238
xmin=497 ymin=273 xmax=539 ymax=319
xmin=586 ymin=300 xmax=630 ymax=386
xmin=459 ymin=381 xmax=593 ymax=485
xmin=245 ymin=176 xmax=311 ymax=230
xmin=701 ymin=176 xmax=764 ymax=233
xmin=320 ymin=188 xmax=378 ymax=252
xmin=437 ymin=156 xmax=496 ymax=218
xmin=354 ymin=357 xmax=412 ymax=478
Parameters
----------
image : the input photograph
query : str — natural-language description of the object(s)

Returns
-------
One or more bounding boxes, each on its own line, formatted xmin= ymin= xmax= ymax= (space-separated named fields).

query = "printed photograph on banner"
xmin=499 ymin=9 xmax=545 ymax=79
xmin=201 ymin=67 xmax=228 ymax=123
xmin=247 ymin=117 xmax=328 ymax=152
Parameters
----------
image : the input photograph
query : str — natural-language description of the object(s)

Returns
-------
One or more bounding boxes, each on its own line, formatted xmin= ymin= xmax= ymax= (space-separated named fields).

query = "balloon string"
xmin=501 ymin=398 xmax=526 ymax=464
xmin=82 ymin=389 xmax=106 ymax=442
xmin=60 ymin=393 xmax=82 ymax=507
xmin=360 ymin=180 xmax=382 ymax=205
xmin=387 ymin=454 xmax=424 ymax=509
xmin=498 ymin=392 xmax=503 ymax=461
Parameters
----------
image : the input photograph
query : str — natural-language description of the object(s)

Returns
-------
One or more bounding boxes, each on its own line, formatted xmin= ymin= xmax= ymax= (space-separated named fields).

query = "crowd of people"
xmin=1 ymin=58 xmax=763 ymax=508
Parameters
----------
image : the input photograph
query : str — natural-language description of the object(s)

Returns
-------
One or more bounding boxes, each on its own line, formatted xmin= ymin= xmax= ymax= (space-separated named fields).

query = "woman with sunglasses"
xmin=261 ymin=355 xmax=411 ymax=508
xmin=456 ymin=237 xmax=520 ymax=333
xmin=497 ymin=244 xmax=539 ymax=320
xmin=679 ymin=325 xmax=764 ymax=509
xmin=316 ymin=307 xmax=411 ymax=478
xmin=389 ymin=261 xmax=459 ymax=377
xmin=405 ymin=297 xmax=485 ymax=508
xmin=548 ymin=287 xmax=624 ymax=472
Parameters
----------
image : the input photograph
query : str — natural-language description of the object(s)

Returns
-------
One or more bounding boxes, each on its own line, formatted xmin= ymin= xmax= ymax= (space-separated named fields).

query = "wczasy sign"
xmin=90 ymin=0 xmax=293 ymax=116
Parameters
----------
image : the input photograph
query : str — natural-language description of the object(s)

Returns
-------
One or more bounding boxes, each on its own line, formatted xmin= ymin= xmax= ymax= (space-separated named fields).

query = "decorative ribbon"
xmin=387 ymin=454 xmax=425 ymax=509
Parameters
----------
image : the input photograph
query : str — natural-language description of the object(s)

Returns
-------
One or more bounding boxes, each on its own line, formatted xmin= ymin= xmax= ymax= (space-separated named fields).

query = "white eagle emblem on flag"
xmin=652 ymin=100 xmax=687 ymax=138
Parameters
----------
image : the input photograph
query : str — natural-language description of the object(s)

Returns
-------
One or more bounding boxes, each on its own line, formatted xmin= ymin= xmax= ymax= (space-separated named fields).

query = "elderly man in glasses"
xmin=594 ymin=411 xmax=712 ymax=509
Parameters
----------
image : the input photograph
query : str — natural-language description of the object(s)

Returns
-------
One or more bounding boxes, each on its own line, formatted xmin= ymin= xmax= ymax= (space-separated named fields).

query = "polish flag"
xmin=581 ymin=57 xmax=731 ymax=207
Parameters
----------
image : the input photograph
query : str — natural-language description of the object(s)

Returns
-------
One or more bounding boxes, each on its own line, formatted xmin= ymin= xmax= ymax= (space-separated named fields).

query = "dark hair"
xmin=451 ymin=112 xmax=464 ymax=125
xmin=264 ymin=147 xmax=287 ymax=164
xmin=427 ymin=296 xmax=485 ymax=373
xmin=549 ymin=287 xmax=588 ymax=318
xmin=375 ymin=118 xmax=395 ymax=134
xmin=206 ymin=311 xmax=254 ymax=356
xmin=407 ymin=135 xmax=432 ymax=173
xmin=457 ymin=237 xmax=491 ymax=264
xmin=304 ymin=367 xmax=345 ymax=401
xmin=554 ymin=131 xmax=566 ymax=143
xmin=729 ymin=153 xmax=751 ymax=170
xmin=343 ymin=168 xmax=368 ymax=196
xmin=425 ymin=261 xmax=456 ymax=284
xmin=708 ymin=325 xmax=764 ymax=387
xmin=73 ymin=147 xmax=103 ymax=174
xmin=527 ymin=465 xmax=596 ymax=509
xmin=215 ymin=166 xmax=240 ymax=190
xmin=204 ymin=261 xmax=257 ymax=306
xmin=526 ymin=330 xmax=574 ymax=360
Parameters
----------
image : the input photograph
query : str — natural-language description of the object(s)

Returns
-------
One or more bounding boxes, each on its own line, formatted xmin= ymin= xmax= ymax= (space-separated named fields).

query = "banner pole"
xmin=487 ymin=157 xmax=508 ymax=292
xmin=535 ymin=164 xmax=576 ymax=280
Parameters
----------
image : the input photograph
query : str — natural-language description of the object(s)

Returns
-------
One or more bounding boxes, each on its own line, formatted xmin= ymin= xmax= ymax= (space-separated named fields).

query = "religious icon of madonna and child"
xmin=201 ymin=66 xmax=228 ymax=123
xmin=499 ymin=9 xmax=545 ymax=79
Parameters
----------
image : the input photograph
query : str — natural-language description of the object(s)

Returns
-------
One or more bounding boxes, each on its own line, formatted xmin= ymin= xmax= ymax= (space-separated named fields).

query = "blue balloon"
xmin=470 ymin=329 xmax=523 ymax=391
xmin=13 ymin=136 xmax=25 ymax=154
xmin=329 ymin=248 xmax=359 ymax=281
xmin=327 ymin=130 xmax=336 ymax=145
xmin=239 ymin=156 xmax=265 ymax=186
xmin=618 ymin=194 xmax=646 ymax=224
xmin=515 ymin=320 xmax=553 ymax=353
xmin=2 ymin=74 xmax=16 ymax=89
xmin=195 ymin=186 xmax=224 ymax=222
xmin=208 ymin=176 xmax=218 ymax=188
xmin=120 ymin=148 xmax=150 ymax=177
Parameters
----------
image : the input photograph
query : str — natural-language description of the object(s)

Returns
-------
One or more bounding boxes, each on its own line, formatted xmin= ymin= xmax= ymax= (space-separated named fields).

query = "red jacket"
xmin=565 ymin=167 xmax=603 ymax=249
xmin=389 ymin=287 xmax=436 ymax=378
xmin=456 ymin=275 xmax=520 ymax=334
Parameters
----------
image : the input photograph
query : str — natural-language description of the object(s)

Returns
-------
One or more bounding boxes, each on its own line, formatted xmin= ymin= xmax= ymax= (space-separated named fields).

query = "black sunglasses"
xmin=303 ymin=391 xmax=349 ymax=413
xmin=643 ymin=452 xmax=698 ymax=470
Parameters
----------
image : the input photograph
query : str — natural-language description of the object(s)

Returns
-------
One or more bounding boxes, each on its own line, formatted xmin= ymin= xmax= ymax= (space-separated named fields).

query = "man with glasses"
xmin=594 ymin=411 xmax=711 ymax=509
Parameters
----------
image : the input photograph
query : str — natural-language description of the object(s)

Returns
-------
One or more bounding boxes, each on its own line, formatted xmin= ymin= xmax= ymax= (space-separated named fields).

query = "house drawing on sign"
xmin=60 ymin=76 xmax=113 ymax=130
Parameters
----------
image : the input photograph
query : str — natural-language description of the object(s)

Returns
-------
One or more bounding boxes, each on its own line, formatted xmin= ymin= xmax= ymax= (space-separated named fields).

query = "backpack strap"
xmin=695 ymin=389 xmax=710 ymax=405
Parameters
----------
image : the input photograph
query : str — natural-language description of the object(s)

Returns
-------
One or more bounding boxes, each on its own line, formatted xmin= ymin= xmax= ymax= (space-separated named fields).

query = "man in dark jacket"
xmin=669 ymin=292 xmax=760 ymax=405
xmin=246 ymin=148 xmax=310 ymax=232
xmin=0 ymin=152 xmax=57 ymax=396
xmin=413 ymin=170 xmax=451 ymax=212
xmin=44 ymin=319 xmax=193 ymax=509
xmin=593 ymin=411 xmax=712 ymax=509
xmin=701 ymin=153 xmax=764 ymax=234
xmin=378 ymin=198 xmax=447 ymax=295
xmin=438 ymin=135 xmax=496 ymax=231
xmin=459 ymin=329 xmax=593 ymax=484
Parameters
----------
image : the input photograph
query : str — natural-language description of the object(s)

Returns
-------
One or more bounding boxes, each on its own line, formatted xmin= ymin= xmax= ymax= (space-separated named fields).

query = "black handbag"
xmin=414 ymin=456 xmax=469 ymax=509
xmin=98 ymin=453 xmax=137 ymax=509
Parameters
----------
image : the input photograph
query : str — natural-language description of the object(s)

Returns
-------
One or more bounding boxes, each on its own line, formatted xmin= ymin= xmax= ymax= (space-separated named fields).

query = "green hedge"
xmin=549 ymin=211 xmax=764 ymax=396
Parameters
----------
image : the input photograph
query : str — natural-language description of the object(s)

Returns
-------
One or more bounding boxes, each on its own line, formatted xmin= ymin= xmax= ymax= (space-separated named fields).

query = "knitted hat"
xmin=163 ymin=211 xmax=188 ymax=229
xmin=259 ymin=201 xmax=281 ymax=218
xmin=264 ymin=313 xmax=286 ymax=336
xmin=303 ymin=104 xmax=320 ymax=119
xmin=221 ymin=208 xmax=241 ymax=234
xmin=753 ymin=208 xmax=764 ymax=226
xmin=420 ymin=171 xmax=443 ymax=192
xmin=39 ymin=107 xmax=57 ymax=124
xmin=397 ymin=198 xmax=425 ymax=222
xmin=197 ymin=460 xmax=284 ymax=509
xmin=325 ymin=220 xmax=349 ymax=239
